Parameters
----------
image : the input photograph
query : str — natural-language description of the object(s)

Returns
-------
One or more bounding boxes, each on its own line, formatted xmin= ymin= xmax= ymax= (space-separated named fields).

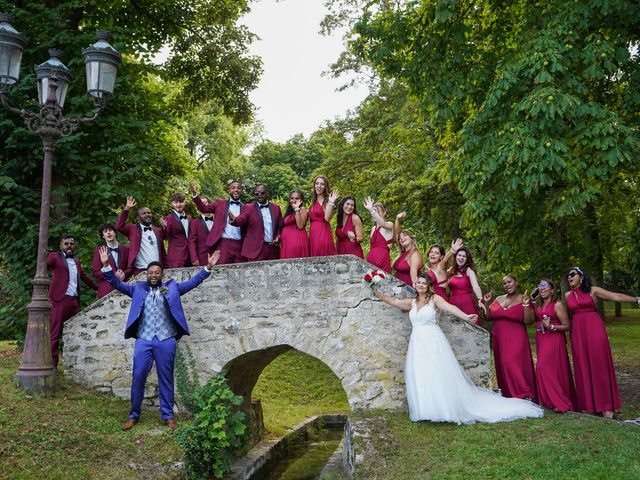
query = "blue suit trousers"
xmin=129 ymin=336 xmax=177 ymax=420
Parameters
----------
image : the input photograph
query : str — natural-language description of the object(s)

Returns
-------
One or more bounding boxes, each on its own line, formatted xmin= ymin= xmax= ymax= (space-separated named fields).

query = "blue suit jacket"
xmin=104 ymin=268 xmax=211 ymax=339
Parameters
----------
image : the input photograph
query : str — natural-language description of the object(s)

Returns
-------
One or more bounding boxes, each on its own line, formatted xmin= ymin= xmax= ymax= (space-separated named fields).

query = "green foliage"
xmin=174 ymin=343 xmax=202 ymax=416
xmin=174 ymin=372 xmax=247 ymax=480
xmin=0 ymin=0 xmax=260 ymax=339
xmin=330 ymin=0 xmax=640 ymax=287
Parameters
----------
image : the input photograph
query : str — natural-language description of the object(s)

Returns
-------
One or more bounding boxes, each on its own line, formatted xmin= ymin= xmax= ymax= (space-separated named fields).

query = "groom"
xmin=99 ymin=246 xmax=220 ymax=430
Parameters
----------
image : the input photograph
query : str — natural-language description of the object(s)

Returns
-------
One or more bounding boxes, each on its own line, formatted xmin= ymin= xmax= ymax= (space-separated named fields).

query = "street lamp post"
xmin=0 ymin=13 xmax=121 ymax=392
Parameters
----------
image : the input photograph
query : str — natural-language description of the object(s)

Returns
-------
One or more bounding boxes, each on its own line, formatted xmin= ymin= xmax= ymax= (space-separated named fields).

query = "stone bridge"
xmin=63 ymin=256 xmax=490 ymax=412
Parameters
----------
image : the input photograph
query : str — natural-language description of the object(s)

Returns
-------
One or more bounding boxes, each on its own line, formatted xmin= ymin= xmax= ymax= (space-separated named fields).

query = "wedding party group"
xmin=47 ymin=174 xmax=639 ymax=428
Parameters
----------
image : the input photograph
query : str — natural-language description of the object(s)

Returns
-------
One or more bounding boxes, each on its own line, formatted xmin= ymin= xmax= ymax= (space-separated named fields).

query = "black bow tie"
xmin=204 ymin=217 xmax=213 ymax=222
xmin=108 ymin=247 xmax=119 ymax=253
xmin=143 ymin=226 xmax=152 ymax=232
xmin=259 ymin=203 xmax=269 ymax=209
xmin=179 ymin=215 xmax=187 ymax=220
xmin=64 ymin=253 xmax=74 ymax=259
xmin=229 ymin=200 xmax=241 ymax=205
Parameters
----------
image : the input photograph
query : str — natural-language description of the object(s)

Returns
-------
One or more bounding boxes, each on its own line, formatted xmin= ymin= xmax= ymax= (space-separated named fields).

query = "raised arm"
xmin=364 ymin=196 xmax=394 ymax=230
xmin=433 ymin=294 xmax=478 ymax=324
xmin=99 ymin=246 xmax=134 ymax=297
xmin=372 ymin=288 xmax=413 ymax=311
xmin=394 ymin=212 xmax=406 ymax=243
xmin=438 ymin=238 xmax=463 ymax=272
xmin=176 ymin=250 xmax=219 ymax=295
xmin=324 ymin=190 xmax=340 ymax=222
xmin=522 ymin=290 xmax=535 ymax=325
xmin=483 ymin=291 xmax=493 ymax=320
xmin=591 ymin=286 xmax=640 ymax=305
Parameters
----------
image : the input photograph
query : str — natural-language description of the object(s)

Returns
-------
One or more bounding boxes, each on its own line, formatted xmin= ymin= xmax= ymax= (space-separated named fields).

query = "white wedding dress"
xmin=406 ymin=300 xmax=544 ymax=424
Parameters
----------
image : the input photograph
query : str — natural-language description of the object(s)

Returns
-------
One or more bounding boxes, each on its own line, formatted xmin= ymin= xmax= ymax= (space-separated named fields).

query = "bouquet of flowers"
xmin=363 ymin=269 xmax=386 ymax=288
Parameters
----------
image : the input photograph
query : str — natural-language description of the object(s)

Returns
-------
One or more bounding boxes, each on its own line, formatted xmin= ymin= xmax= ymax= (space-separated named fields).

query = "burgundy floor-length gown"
xmin=366 ymin=226 xmax=392 ymax=273
xmin=280 ymin=213 xmax=309 ymax=259
xmin=490 ymin=301 xmax=537 ymax=400
xmin=566 ymin=289 xmax=621 ymax=414
xmin=534 ymin=302 xmax=576 ymax=412
xmin=427 ymin=269 xmax=449 ymax=301
xmin=448 ymin=271 xmax=479 ymax=323
xmin=309 ymin=201 xmax=336 ymax=256
xmin=393 ymin=251 xmax=413 ymax=286
xmin=335 ymin=214 xmax=364 ymax=259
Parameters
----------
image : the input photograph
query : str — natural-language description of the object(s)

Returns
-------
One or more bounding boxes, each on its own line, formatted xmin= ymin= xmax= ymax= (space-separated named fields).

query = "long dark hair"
xmin=336 ymin=195 xmax=358 ymax=227
xmin=282 ymin=189 xmax=305 ymax=229
xmin=311 ymin=175 xmax=330 ymax=208
xmin=449 ymin=246 xmax=477 ymax=275
xmin=570 ymin=267 xmax=592 ymax=293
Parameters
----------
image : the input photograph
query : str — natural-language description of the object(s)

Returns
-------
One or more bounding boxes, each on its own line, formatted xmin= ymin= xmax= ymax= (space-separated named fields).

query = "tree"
xmin=0 ymin=0 xmax=261 ymax=339
xmin=351 ymin=0 xmax=640 ymax=286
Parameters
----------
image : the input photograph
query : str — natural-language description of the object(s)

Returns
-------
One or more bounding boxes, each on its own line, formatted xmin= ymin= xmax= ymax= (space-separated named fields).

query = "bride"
xmin=374 ymin=274 xmax=543 ymax=424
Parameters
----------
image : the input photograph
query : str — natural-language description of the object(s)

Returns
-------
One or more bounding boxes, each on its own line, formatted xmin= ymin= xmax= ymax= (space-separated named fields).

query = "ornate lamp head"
xmin=0 ymin=13 xmax=28 ymax=91
xmin=82 ymin=31 xmax=121 ymax=103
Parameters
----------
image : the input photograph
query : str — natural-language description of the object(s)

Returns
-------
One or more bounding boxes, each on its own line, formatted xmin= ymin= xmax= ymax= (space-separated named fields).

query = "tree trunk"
xmin=615 ymin=302 xmax=622 ymax=317
xmin=584 ymin=204 xmax=605 ymax=318
xmin=554 ymin=219 xmax=570 ymax=295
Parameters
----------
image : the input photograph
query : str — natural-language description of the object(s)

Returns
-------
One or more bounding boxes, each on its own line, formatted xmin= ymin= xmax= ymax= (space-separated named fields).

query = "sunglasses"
xmin=253 ymin=191 xmax=266 ymax=196
xmin=538 ymin=283 xmax=551 ymax=289
xmin=567 ymin=272 xmax=579 ymax=278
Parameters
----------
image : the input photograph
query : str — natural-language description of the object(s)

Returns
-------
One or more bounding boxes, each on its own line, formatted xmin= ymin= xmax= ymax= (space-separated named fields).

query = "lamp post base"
xmin=14 ymin=276 xmax=56 ymax=393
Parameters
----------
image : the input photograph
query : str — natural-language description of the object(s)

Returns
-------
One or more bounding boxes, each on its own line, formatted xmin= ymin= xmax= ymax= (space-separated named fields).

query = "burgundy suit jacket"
xmin=47 ymin=252 xmax=98 ymax=303
xmin=163 ymin=212 xmax=192 ymax=268
xmin=231 ymin=201 xmax=283 ymax=260
xmin=192 ymin=196 xmax=247 ymax=248
xmin=115 ymin=208 xmax=166 ymax=270
xmin=189 ymin=216 xmax=213 ymax=266
xmin=91 ymin=244 xmax=131 ymax=298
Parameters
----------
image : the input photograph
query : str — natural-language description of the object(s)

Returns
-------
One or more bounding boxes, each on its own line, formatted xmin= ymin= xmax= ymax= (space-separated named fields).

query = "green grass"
xmin=350 ymin=410 xmax=640 ymax=479
xmin=0 ymin=341 xmax=183 ymax=480
xmin=252 ymin=350 xmax=349 ymax=437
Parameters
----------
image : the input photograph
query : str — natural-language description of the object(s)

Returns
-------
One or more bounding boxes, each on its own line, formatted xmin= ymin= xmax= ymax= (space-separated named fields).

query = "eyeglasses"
xmin=253 ymin=191 xmax=266 ymax=196
xmin=567 ymin=272 xmax=578 ymax=278
xmin=63 ymin=241 xmax=75 ymax=246
xmin=538 ymin=283 xmax=551 ymax=289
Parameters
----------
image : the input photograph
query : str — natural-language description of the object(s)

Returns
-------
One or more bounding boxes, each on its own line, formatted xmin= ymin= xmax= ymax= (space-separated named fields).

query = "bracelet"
xmin=550 ymin=324 xmax=557 ymax=332
xmin=522 ymin=303 xmax=530 ymax=307
xmin=294 ymin=208 xmax=301 ymax=212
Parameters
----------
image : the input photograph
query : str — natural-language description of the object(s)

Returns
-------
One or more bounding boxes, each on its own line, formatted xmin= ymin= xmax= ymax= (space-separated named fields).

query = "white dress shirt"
xmin=64 ymin=256 xmax=79 ymax=296
xmin=135 ymin=226 xmax=160 ymax=268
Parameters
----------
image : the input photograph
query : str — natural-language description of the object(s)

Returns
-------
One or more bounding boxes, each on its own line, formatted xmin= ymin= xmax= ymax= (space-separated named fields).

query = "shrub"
xmin=174 ymin=345 xmax=247 ymax=480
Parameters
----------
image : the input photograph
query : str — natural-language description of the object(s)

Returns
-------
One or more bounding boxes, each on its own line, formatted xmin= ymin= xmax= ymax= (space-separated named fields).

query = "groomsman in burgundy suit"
xmin=115 ymin=196 xmax=166 ymax=276
xmin=190 ymin=180 xmax=246 ymax=264
xmin=229 ymin=183 xmax=282 ymax=261
xmin=160 ymin=192 xmax=191 ymax=268
xmin=48 ymin=235 xmax=98 ymax=368
xmin=92 ymin=223 xmax=131 ymax=298
xmin=188 ymin=196 xmax=214 ymax=266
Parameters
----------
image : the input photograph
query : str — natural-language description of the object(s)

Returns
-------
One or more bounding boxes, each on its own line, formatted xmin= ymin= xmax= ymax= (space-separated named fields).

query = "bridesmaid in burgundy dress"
xmin=392 ymin=230 xmax=424 ymax=286
xmin=280 ymin=189 xmax=309 ymax=259
xmin=363 ymin=196 xmax=394 ymax=272
xmin=425 ymin=239 xmax=463 ymax=301
xmin=448 ymin=247 xmax=484 ymax=323
xmin=565 ymin=267 xmax=640 ymax=418
xmin=308 ymin=175 xmax=339 ymax=256
xmin=527 ymin=278 xmax=575 ymax=412
xmin=485 ymin=275 xmax=537 ymax=400
xmin=391 ymin=212 xmax=423 ymax=286
xmin=335 ymin=195 xmax=364 ymax=258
